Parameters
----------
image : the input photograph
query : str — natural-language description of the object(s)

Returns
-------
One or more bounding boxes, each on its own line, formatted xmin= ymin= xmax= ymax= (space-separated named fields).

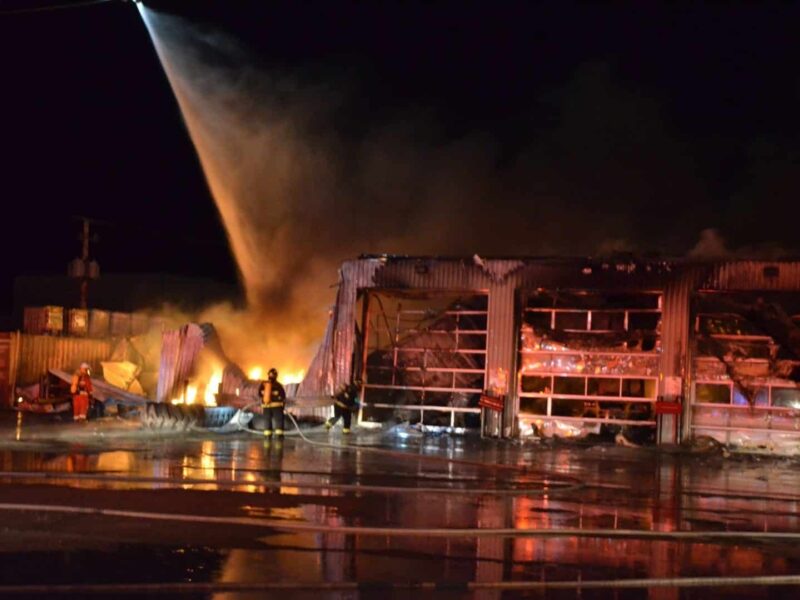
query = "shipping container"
xmin=0 ymin=333 xmax=13 ymax=407
xmin=12 ymin=333 xmax=113 ymax=387
xmin=88 ymin=309 xmax=110 ymax=338
xmin=110 ymin=312 xmax=132 ymax=337
xmin=130 ymin=312 xmax=151 ymax=336
xmin=66 ymin=308 xmax=89 ymax=337
xmin=23 ymin=306 xmax=64 ymax=335
xmin=149 ymin=315 xmax=170 ymax=334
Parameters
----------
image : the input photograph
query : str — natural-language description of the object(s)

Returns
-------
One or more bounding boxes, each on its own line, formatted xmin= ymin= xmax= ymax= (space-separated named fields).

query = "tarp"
xmin=101 ymin=361 xmax=144 ymax=396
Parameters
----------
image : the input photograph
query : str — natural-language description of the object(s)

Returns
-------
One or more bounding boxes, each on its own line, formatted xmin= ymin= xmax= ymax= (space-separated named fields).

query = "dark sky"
xmin=1 ymin=0 xmax=799 ymax=314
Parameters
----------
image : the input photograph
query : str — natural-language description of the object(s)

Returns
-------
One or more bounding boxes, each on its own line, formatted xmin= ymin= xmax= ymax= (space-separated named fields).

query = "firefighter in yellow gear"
xmin=258 ymin=368 xmax=286 ymax=436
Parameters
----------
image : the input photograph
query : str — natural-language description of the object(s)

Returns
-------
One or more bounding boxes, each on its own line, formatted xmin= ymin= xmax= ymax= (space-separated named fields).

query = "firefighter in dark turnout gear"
xmin=325 ymin=380 xmax=360 ymax=434
xmin=258 ymin=368 xmax=286 ymax=437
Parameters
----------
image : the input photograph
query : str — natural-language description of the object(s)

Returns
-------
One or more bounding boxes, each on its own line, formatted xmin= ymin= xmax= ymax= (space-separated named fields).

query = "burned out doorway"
xmin=690 ymin=291 xmax=800 ymax=449
xmin=517 ymin=289 xmax=662 ymax=440
xmin=359 ymin=291 xmax=487 ymax=429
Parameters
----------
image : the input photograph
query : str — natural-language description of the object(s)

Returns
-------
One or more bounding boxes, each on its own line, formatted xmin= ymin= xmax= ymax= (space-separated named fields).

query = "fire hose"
xmin=3 ymin=501 xmax=800 ymax=543
xmin=0 ymin=574 xmax=800 ymax=595
xmin=217 ymin=401 xmax=588 ymax=493
xmin=3 ymin=406 xmax=800 ymax=593
xmin=1 ymin=501 xmax=800 ymax=595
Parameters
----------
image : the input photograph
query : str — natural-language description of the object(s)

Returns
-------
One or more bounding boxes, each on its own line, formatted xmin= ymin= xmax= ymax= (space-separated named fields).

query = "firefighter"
xmin=258 ymin=368 xmax=286 ymax=437
xmin=325 ymin=380 xmax=360 ymax=434
xmin=70 ymin=362 xmax=93 ymax=422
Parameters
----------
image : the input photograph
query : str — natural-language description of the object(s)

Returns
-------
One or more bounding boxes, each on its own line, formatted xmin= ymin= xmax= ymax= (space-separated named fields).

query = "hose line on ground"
xmin=0 ymin=470 xmax=570 ymax=497
xmin=228 ymin=405 xmax=586 ymax=492
xmin=1 ymin=574 xmax=800 ymax=595
xmin=2 ymin=502 xmax=800 ymax=542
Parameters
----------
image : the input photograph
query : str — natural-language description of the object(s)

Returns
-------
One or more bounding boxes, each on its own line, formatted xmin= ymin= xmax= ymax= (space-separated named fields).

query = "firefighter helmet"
xmin=268 ymin=368 xmax=278 ymax=381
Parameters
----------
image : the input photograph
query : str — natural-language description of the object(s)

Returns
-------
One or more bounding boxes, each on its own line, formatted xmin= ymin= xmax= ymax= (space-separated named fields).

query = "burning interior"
xmin=359 ymin=291 xmax=487 ymax=429
xmin=287 ymin=256 xmax=800 ymax=453
xmin=691 ymin=291 xmax=800 ymax=448
xmin=7 ymin=256 xmax=800 ymax=454
xmin=517 ymin=290 xmax=661 ymax=440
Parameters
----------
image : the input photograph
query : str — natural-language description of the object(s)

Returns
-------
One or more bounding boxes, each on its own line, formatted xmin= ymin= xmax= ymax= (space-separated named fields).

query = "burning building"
xmin=297 ymin=255 xmax=800 ymax=453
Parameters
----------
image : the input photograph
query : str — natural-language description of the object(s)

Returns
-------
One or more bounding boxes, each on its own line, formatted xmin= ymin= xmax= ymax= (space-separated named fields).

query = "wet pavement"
xmin=1 ymin=412 xmax=800 ymax=598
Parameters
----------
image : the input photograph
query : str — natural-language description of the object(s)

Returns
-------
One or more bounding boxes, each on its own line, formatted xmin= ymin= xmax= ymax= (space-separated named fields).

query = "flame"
xmin=247 ymin=365 xmax=305 ymax=385
xmin=204 ymin=370 xmax=222 ymax=406
xmin=283 ymin=369 xmax=305 ymax=385
xmin=169 ymin=370 xmax=222 ymax=406
xmin=185 ymin=385 xmax=198 ymax=405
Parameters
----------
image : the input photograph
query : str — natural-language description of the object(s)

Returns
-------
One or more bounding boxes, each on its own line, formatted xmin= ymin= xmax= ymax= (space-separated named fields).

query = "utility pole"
xmin=80 ymin=218 xmax=90 ymax=309
xmin=68 ymin=216 xmax=101 ymax=309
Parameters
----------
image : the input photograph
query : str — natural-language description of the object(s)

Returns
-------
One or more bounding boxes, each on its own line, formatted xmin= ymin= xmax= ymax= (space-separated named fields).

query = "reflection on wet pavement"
xmin=0 ymin=414 xmax=799 ymax=598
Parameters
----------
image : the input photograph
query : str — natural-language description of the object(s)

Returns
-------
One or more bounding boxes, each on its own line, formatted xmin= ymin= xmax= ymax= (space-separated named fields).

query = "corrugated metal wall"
xmin=300 ymin=257 xmax=800 ymax=439
xmin=156 ymin=324 xmax=208 ymax=403
xmin=658 ymin=266 xmax=710 ymax=442
xmin=660 ymin=266 xmax=713 ymax=386
xmin=0 ymin=334 xmax=13 ymax=407
xmin=157 ymin=329 xmax=181 ymax=403
xmin=12 ymin=334 xmax=114 ymax=387
xmin=293 ymin=261 xmax=383 ymax=420
xmin=704 ymin=261 xmax=800 ymax=291
xmin=370 ymin=257 xmax=678 ymax=295
xmin=296 ymin=310 xmax=335 ymax=398
xmin=330 ymin=262 xmax=359 ymax=394
xmin=309 ymin=257 xmax=689 ymax=438
xmin=485 ymin=278 xmax=517 ymax=438
xmin=373 ymin=258 xmax=489 ymax=290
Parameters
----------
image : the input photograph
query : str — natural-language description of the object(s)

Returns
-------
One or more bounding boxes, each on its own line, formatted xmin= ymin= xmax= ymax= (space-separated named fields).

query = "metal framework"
xmin=689 ymin=300 xmax=800 ymax=445
xmin=298 ymin=256 xmax=800 ymax=448
xmin=517 ymin=291 xmax=662 ymax=428
xmin=692 ymin=376 xmax=800 ymax=439
xmin=360 ymin=292 xmax=487 ymax=426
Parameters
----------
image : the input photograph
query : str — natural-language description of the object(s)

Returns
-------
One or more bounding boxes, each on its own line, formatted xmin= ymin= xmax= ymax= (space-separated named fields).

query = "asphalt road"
xmin=0 ymin=412 xmax=799 ymax=599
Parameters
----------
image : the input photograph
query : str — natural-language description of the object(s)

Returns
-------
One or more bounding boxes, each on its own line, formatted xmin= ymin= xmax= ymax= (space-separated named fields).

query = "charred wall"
xmin=305 ymin=256 xmax=800 ymax=449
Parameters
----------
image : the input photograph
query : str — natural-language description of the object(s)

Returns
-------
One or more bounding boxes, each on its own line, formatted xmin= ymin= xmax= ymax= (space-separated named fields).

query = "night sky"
xmin=1 ymin=0 xmax=799 ymax=315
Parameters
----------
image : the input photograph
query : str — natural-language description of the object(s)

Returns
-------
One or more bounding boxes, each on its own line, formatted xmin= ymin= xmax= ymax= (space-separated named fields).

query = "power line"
xmin=0 ymin=0 xmax=115 ymax=17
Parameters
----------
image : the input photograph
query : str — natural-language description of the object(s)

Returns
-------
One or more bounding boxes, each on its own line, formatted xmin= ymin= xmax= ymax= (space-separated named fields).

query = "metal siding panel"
xmin=89 ymin=309 xmax=111 ymax=338
xmin=657 ymin=265 xmax=726 ymax=441
xmin=307 ymin=257 xmax=714 ymax=437
xmin=371 ymin=259 xmax=490 ymax=290
xmin=484 ymin=280 xmax=516 ymax=438
xmin=296 ymin=313 xmax=334 ymax=398
xmin=110 ymin=312 xmax=132 ymax=337
xmin=660 ymin=268 xmax=696 ymax=381
xmin=298 ymin=261 xmax=379 ymax=400
xmin=509 ymin=259 xmax=675 ymax=291
xmin=704 ymin=261 xmax=800 ymax=291
xmin=13 ymin=335 xmax=113 ymax=387
xmin=0 ymin=334 xmax=12 ymax=407
xmin=157 ymin=330 xmax=181 ymax=402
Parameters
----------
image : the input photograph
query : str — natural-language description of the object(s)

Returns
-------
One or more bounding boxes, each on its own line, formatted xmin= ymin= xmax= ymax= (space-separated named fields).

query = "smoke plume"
xmin=136 ymin=7 xmax=722 ymax=371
